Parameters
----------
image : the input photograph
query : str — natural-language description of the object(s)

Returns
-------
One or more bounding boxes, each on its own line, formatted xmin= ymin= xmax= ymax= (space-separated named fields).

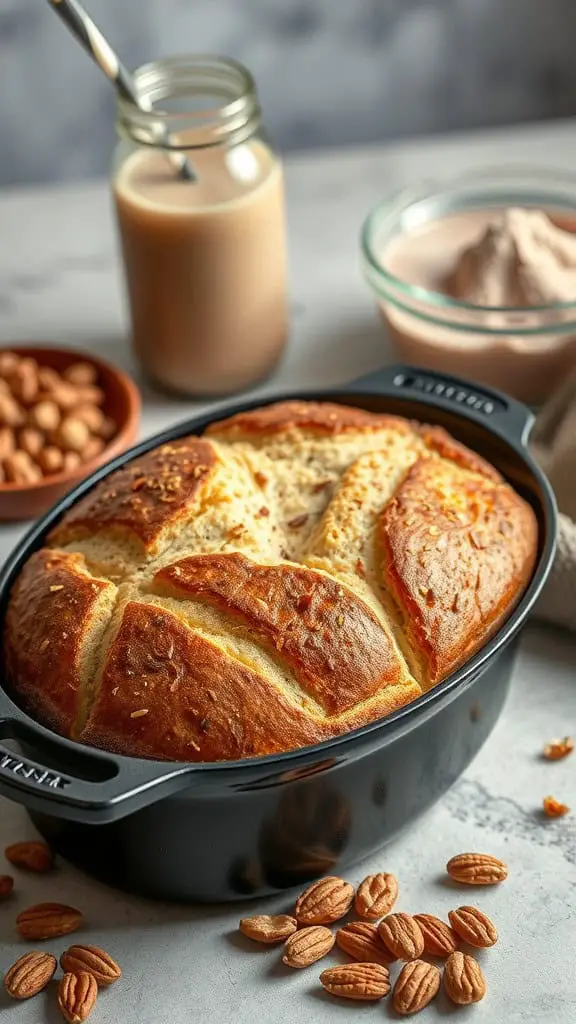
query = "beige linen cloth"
xmin=531 ymin=369 xmax=576 ymax=631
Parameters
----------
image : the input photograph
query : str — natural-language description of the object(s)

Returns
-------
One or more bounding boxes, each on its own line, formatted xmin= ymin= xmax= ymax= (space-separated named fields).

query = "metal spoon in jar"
xmin=45 ymin=0 xmax=197 ymax=181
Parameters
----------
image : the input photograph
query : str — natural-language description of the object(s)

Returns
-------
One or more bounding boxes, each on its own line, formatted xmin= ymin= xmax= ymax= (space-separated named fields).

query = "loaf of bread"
xmin=4 ymin=401 xmax=538 ymax=762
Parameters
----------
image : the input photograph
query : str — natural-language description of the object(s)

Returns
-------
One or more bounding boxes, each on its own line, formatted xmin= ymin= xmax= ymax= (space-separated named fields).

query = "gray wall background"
xmin=2 ymin=0 xmax=576 ymax=186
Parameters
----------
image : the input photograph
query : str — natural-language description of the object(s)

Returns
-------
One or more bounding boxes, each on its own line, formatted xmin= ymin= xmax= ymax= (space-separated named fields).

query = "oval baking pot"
xmin=0 ymin=365 xmax=556 ymax=901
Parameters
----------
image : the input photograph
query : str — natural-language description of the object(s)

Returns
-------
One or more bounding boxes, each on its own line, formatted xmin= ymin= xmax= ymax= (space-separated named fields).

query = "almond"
xmin=354 ymin=872 xmax=398 ymax=920
xmin=0 ymin=874 xmax=14 ymax=899
xmin=82 ymin=436 xmax=105 ymax=462
xmin=294 ymin=876 xmax=354 ymax=925
xmin=413 ymin=914 xmax=458 ymax=957
xmin=60 ymin=945 xmax=121 ymax=987
xmin=99 ymin=416 xmax=117 ymax=441
xmin=446 ymin=852 xmax=508 ymax=885
xmin=74 ymin=405 xmax=105 ymax=433
xmin=38 ymin=445 xmax=65 ymax=475
xmin=282 ymin=926 xmax=335 ymax=968
xmin=239 ymin=914 xmax=297 ymax=944
xmin=336 ymin=920 xmax=396 ymax=965
xmin=449 ymin=905 xmax=497 ymax=948
xmin=3 ymin=450 xmax=42 ymax=484
xmin=444 ymin=951 xmax=486 ymax=1005
xmin=29 ymin=399 xmax=61 ymax=432
xmin=57 ymin=417 xmax=90 ymax=453
xmin=4 ymin=950 xmax=57 ymax=1000
xmin=18 ymin=427 xmax=44 ymax=458
xmin=16 ymin=902 xmax=83 ymax=940
xmin=63 ymin=362 xmax=98 ymax=387
xmin=58 ymin=971 xmax=98 ymax=1023
xmin=319 ymin=962 xmax=391 ymax=1001
xmin=5 ymin=841 xmax=54 ymax=873
xmin=0 ymin=394 xmax=24 ymax=427
xmin=0 ymin=426 xmax=15 ymax=459
xmin=393 ymin=959 xmax=441 ymax=1015
xmin=378 ymin=913 xmax=424 ymax=961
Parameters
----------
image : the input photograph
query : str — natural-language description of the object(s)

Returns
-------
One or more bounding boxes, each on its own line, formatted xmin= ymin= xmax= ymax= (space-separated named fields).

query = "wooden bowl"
xmin=0 ymin=345 xmax=141 ymax=521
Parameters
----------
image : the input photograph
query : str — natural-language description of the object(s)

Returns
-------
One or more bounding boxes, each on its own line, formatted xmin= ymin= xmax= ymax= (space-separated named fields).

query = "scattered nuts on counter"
xmin=543 ymin=736 xmax=574 ymax=761
xmin=282 ymin=926 xmax=335 ymax=968
xmin=4 ymin=950 xmax=58 ymax=1001
xmin=294 ymin=876 xmax=355 ymax=925
xmin=443 ymin=951 xmax=486 ymax=1005
xmin=58 ymin=971 xmax=98 ymax=1023
xmin=354 ymin=872 xmax=398 ymax=920
xmin=542 ymin=795 xmax=570 ymax=817
xmin=446 ymin=852 xmax=508 ymax=885
xmin=378 ymin=913 xmax=425 ymax=962
xmin=0 ymin=352 xmax=117 ymax=485
xmin=413 ymin=913 xmax=458 ymax=957
xmin=448 ymin=906 xmax=498 ymax=948
xmin=0 ymin=874 xmax=14 ymax=899
xmin=5 ymin=840 xmax=54 ymax=873
xmin=319 ymin=962 xmax=391 ymax=1001
xmin=393 ymin=959 xmax=441 ymax=1015
xmin=16 ymin=903 xmax=84 ymax=941
xmin=239 ymin=914 xmax=298 ymax=944
xmin=60 ymin=945 xmax=122 ymax=987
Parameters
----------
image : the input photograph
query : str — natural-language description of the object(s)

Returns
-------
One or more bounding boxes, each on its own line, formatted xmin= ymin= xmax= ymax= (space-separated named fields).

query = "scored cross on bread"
xmin=3 ymin=401 xmax=537 ymax=762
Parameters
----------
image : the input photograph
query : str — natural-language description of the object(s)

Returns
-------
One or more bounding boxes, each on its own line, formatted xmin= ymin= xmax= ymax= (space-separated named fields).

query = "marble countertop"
xmin=0 ymin=119 xmax=575 ymax=1023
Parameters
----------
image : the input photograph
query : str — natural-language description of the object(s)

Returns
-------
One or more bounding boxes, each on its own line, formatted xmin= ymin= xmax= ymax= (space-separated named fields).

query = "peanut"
xmin=19 ymin=428 xmax=44 ymax=459
xmin=37 ymin=366 xmax=62 ymax=392
xmin=46 ymin=383 xmax=82 ymax=412
xmin=3 ymin=451 xmax=42 ymax=484
xmin=63 ymin=362 xmax=98 ymax=386
xmin=100 ymin=416 xmax=117 ymax=441
xmin=56 ymin=417 xmax=90 ymax=453
xmin=75 ymin=385 xmax=105 ymax=407
xmin=7 ymin=360 xmax=39 ymax=405
xmin=74 ymin=404 xmax=104 ymax=433
xmin=0 ymin=395 xmax=24 ymax=428
xmin=0 ymin=352 xmax=19 ymax=376
xmin=0 ymin=427 xmax=15 ymax=459
xmin=62 ymin=451 xmax=82 ymax=472
xmin=82 ymin=436 xmax=105 ymax=462
xmin=37 ymin=446 xmax=64 ymax=476
xmin=29 ymin=400 xmax=61 ymax=432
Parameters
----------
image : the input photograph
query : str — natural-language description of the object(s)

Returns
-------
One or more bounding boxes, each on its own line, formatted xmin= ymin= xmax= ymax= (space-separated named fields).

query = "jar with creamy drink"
xmin=112 ymin=56 xmax=289 ymax=395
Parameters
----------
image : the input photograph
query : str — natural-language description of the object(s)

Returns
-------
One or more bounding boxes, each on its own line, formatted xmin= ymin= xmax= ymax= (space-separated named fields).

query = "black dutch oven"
xmin=0 ymin=366 xmax=557 ymax=902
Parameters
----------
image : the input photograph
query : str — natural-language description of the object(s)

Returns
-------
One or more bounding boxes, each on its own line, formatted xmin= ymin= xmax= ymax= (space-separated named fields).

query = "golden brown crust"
xmin=154 ymin=553 xmax=406 ymax=714
xmin=379 ymin=458 xmax=538 ymax=684
xmin=79 ymin=602 xmax=419 ymax=761
xmin=3 ymin=550 xmax=116 ymax=735
xmin=49 ymin=438 xmax=217 ymax=554
xmin=4 ymin=399 xmax=538 ymax=762
xmin=206 ymin=400 xmax=412 ymax=438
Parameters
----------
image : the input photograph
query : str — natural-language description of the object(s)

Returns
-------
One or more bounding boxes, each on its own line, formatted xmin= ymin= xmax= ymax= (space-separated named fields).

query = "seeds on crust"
xmin=282 ymin=926 xmax=335 ymax=968
xmin=444 ymin=951 xmax=486 ymax=1005
xmin=412 ymin=913 xmax=458 ymax=956
xmin=446 ymin=852 xmax=508 ymax=885
xmin=393 ymin=959 xmax=441 ymax=1015
xmin=354 ymin=872 xmax=398 ymax=920
xmin=448 ymin=905 xmax=498 ymax=947
xmin=239 ymin=914 xmax=298 ymax=943
xmin=378 ymin=913 xmax=424 ymax=961
xmin=319 ymin=962 xmax=391 ymax=1001
xmin=294 ymin=876 xmax=355 ymax=925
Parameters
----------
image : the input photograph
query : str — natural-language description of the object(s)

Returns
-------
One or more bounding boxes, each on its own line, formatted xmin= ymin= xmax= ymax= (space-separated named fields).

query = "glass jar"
xmin=112 ymin=55 xmax=289 ymax=396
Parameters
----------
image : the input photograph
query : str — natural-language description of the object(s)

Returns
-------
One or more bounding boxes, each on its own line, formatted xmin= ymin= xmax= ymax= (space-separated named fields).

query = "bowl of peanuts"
xmin=0 ymin=345 xmax=141 ymax=520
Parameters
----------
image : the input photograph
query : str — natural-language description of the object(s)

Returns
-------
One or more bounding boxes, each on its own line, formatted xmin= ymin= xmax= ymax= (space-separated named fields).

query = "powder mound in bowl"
xmin=444 ymin=207 xmax=576 ymax=307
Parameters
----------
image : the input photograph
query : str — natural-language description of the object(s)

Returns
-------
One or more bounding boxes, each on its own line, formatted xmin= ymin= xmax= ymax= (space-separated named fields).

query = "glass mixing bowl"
xmin=361 ymin=168 xmax=576 ymax=405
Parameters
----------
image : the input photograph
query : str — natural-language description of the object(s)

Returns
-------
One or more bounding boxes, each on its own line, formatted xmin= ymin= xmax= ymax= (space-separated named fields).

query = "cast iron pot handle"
xmin=348 ymin=365 xmax=534 ymax=447
xmin=0 ymin=695 xmax=195 ymax=825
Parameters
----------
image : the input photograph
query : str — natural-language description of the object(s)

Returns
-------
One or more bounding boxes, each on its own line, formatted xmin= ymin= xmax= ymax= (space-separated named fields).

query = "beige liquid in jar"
xmin=113 ymin=139 xmax=288 ymax=395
